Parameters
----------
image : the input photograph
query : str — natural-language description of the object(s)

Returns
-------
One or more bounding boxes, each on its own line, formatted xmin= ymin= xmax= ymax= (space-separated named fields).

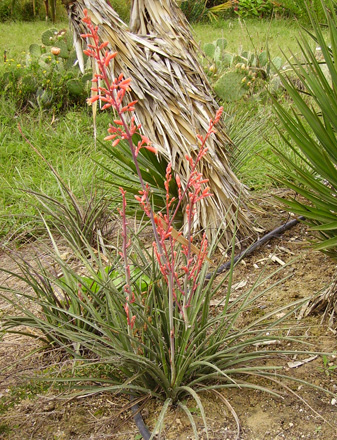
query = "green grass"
xmin=192 ymin=17 xmax=314 ymax=57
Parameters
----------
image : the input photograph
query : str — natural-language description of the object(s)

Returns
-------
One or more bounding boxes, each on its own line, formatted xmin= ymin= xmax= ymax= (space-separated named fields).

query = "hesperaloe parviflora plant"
xmin=81 ymin=8 xmax=217 ymax=381
xmin=1 ymin=9 xmax=336 ymax=439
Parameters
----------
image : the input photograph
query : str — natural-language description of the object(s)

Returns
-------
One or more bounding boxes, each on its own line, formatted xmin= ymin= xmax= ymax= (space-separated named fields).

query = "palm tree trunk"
xmin=63 ymin=0 xmax=254 ymax=246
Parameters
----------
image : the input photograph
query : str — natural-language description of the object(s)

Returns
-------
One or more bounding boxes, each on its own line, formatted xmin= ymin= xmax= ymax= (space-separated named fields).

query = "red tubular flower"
xmin=86 ymin=95 xmax=100 ymax=105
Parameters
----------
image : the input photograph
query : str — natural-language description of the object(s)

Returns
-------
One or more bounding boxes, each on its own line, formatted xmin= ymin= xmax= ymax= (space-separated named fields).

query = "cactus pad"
xmin=29 ymin=44 xmax=41 ymax=58
xmin=258 ymin=51 xmax=268 ymax=67
xmin=53 ymin=40 xmax=69 ymax=59
xmin=41 ymin=29 xmax=58 ymax=46
xmin=216 ymin=38 xmax=227 ymax=51
xmin=214 ymin=71 xmax=248 ymax=102
xmin=66 ymin=79 xmax=84 ymax=96
xmin=204 ymin=43 xmax=216 ymax=58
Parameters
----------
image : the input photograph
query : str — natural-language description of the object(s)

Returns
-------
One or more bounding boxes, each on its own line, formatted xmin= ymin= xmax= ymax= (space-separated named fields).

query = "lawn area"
xmin=193 ymin=16 xmax=304 ymax=57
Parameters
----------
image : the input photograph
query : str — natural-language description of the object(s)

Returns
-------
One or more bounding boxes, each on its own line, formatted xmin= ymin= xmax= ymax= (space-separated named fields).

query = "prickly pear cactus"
xmin=65 ymin=51 xmax=78 ymax=70
xmin=204 ymin=39 xmax=228 ymax=66
xmin=29 ymin=44 xmax=41 ymax=58
xmin=213 ymin=71 xmax=248 ymax=102
xmin=66 ymin=79 xmax=84 ymax=96
xmin=223 ymin=53 xmax=233 ymax=68
xmin=216 ymin=38 xmax=227 ymax=51
xmin=53 ymin=40 xmax=69 ymax=59
xmin=41 ymin=29 xmax=58 ymax=46
xmin=258 ymin=51 xmax=268 ymax=67
xmin=214 ymin=46 xmax=222 ymax=63
xmin=81 ymin=72 xmax=93 ymax=84
xmin=204 ymin=43 xmax=216 ymax=58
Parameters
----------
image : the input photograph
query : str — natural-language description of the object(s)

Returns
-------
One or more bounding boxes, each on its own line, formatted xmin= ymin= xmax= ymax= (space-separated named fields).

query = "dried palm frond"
xmin=63 ymin=0 xmax=254 ymax=246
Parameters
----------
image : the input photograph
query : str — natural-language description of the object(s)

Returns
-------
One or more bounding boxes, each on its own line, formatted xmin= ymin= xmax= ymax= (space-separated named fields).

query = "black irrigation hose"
xmin=131 ymin=400 xmax=152 ymax=440
xmin=132 ymin=215 xmax=305 ymax=439
xmin=205 ymin=216 xmax=305 ymax=280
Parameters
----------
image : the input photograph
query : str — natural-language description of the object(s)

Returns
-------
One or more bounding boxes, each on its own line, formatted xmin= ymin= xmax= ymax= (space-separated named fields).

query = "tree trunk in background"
xmin=63 ymin=0 xmax=255 ymax=246
xmin=43 ymin=0 xmax=49 ymax=20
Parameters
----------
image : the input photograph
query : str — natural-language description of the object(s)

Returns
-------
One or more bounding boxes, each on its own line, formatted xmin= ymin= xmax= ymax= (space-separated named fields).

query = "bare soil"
xmin=0 ymin=191 xmax=337 ymax=440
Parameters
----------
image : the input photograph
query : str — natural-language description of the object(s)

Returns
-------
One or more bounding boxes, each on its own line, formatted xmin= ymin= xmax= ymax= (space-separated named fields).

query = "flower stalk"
xmin=81 ymin=10 xmax=222 ymax=386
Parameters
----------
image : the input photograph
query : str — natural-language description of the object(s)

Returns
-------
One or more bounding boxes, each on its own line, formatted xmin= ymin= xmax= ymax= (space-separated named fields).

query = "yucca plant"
xmin=271 ymin=0 xmax=337 ymax=321
xmin=66 ymin=0 xmax=253 ymax=246
xmin=272 ymin=0 xmax=337 ymax=256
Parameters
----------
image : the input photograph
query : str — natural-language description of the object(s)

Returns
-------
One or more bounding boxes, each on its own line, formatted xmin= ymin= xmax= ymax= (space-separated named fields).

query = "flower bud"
xmin=51 ymin=47 xmax=61 ymax=56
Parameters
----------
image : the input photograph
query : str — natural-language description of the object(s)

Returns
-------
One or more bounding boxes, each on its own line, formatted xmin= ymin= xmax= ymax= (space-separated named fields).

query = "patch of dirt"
xmin=1 ymin=191 xmax=337 ymax=440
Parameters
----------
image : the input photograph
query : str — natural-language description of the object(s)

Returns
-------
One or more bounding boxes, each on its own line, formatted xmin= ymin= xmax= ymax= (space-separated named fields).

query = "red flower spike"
xmin=81 ymin=12 xmax=219 ymax=326
xmin=146 ymin=145 xmax=157 ymax=154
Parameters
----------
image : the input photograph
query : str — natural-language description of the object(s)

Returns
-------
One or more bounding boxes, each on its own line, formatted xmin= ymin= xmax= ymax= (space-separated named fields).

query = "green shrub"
xmin=278 ymin=0 xmax=327 ymax=21
xmin=0 ymin=28 xmax=91 ymax=112
xmin=180 ymin=0 xmax=233 ymax=22
xmin=234 ymin=0 xmax=282 ymax=18
xmin=272 ymin=0 xmax=337 ymax=256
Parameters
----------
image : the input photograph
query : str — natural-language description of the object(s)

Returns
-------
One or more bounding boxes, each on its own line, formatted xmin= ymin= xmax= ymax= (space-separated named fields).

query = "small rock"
xmin=44 ymin=401 xmax=56 ymax=412
xmin=331 ymin=398 xmax=336 ymax=406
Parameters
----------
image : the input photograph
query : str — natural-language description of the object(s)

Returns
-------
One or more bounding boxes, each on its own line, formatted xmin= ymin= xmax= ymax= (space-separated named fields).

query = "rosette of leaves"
xmin=271 ymin=0 xmax=337 ymax=255
xmin=1 ymin=212 xmax=334 ymax=437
